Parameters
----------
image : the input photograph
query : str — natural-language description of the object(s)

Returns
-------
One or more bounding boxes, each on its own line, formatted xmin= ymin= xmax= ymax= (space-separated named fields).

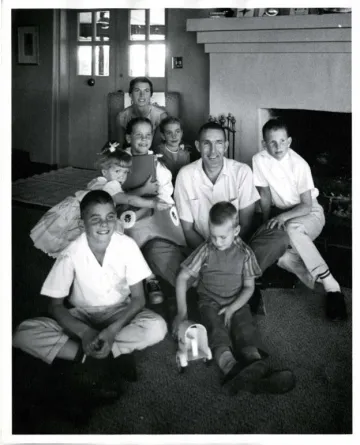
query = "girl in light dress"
xmin=30 ymin=141 xmax=171 ymax=259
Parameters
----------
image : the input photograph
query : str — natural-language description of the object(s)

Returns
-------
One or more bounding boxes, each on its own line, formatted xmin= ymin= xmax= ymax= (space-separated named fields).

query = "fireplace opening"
xmin=262 ymin=108 xmax=351 ymax=180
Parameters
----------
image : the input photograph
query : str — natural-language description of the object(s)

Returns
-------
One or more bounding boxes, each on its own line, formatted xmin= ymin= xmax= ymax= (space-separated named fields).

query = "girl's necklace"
xmin=165 ymin=143 xmax=179 ymax=154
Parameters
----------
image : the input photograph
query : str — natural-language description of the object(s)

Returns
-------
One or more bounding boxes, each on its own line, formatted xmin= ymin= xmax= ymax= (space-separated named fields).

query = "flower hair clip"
xmin=97 ymin=141 xmax=120 ymax=155
xmin=108 ymin=141 xmax=119 ymax=153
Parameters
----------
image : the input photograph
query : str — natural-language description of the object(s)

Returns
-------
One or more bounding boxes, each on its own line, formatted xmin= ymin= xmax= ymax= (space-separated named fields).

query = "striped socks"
xmin=318 ymin=269 xmax=341 ymax=293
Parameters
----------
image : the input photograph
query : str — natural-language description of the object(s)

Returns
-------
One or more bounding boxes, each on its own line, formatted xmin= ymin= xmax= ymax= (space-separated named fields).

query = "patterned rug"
xmin=12 ymin=167 xmax=97 ymax=208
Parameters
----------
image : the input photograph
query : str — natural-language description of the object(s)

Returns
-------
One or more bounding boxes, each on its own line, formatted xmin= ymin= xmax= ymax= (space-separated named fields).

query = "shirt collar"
xmin=194 ymin=157 xmax=230 ymax=179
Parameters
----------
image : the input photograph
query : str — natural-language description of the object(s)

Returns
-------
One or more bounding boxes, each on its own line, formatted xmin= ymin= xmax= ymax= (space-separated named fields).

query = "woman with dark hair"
xmin=116 ymin=77 xmax=168 ymax=148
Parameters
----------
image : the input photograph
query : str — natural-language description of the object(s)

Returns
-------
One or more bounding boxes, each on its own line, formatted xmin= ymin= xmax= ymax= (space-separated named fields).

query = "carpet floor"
xmin=12 ymin=167 xmax=97 ymax=208
xmin=11 ymin=204 xmax=352 ymax=435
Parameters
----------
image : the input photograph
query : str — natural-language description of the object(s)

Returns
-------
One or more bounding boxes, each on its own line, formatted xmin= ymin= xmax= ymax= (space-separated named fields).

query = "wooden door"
xmin=67 ymin=9 xmax=166 ymax=169
xmin=68 ymin=9 xmax=119 ymax=169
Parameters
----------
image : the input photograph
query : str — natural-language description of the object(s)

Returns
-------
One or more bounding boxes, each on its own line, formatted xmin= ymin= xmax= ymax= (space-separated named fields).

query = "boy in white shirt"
xmin=13 ymin=190 xmax=167 ymax=421
xmin=252 ymin=118 xmax=346 ymax=321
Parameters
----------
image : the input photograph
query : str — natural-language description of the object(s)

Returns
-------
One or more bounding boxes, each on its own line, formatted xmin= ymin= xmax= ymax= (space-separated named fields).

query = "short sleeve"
xmin=155 ymin=162 xmax=174 ymax=204
xmin=243 ymin=247 xmax=262 ymax=279
xmin=252 ymin=154 xmax=269 ymax=188
xmin=102 ymin=180 xmax=123 ymax=196
xmin=180 ymin=242 xmax=209 ymax=278
xmin=87 ymin=177 xmax=107 ymax=191
xmin=124 ymin=237 xmax=152 ymax=285
xmin=234 ymin=238 xmax=262 ymax=279
xmin=174 ymin=168 xmax=194 ymax=223
xmin=40 ymin=252 xmax=75 ymax=298
xmin=236 ymin=163 xmax=260 ymax=210
xmin=297 ymin=161 xmax=315 ymax=196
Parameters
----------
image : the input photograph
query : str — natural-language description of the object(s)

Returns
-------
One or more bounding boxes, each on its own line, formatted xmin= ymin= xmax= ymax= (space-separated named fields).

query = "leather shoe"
xmin=250 ymin=369 xmax=296 ymax=394
xmin=222 ymin=358 xmax=270 ymax=396
xmin=326 ymin=291 xmax=347 ymax=321
xmin=109 ymin=353 xmax=137 ymax=382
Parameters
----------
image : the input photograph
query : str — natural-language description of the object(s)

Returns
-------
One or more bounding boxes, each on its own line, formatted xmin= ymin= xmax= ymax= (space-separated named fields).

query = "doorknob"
xmin=87 ymin=78 xmax=95 ymax=86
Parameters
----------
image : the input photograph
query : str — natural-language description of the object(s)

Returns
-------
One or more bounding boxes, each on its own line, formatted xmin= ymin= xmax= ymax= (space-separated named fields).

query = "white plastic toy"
xmin=176 ymin=321 xmax=212 ymax=373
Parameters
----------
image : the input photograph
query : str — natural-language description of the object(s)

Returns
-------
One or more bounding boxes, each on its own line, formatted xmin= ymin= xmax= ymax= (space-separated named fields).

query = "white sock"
xmin=318 ymin=270 xmax=341 ymax=293
xmin=218 ymin=350 xmax=237 ymax=375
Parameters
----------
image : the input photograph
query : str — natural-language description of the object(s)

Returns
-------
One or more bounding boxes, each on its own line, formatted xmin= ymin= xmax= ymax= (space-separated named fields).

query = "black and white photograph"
xmin=1 ymin=0 xmax=355 ymax=441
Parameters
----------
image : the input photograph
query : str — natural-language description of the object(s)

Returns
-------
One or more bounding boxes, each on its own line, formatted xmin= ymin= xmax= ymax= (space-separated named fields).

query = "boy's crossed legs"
xmin=276 ymin=206 xmax=347 ymax=320
xmin=13 ymin=306 xmax=167 ymax=365
xmin=13 ymin=306 xmax=167 ymax=420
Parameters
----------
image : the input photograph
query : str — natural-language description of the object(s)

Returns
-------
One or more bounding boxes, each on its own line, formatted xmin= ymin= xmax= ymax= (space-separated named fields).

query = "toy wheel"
xmin=176 ymin=355 xmax=186 ymax=374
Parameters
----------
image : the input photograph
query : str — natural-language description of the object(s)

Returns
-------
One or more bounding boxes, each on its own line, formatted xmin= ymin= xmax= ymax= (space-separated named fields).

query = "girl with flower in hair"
xmin=30 ymin=141 xmax=170 ymax=259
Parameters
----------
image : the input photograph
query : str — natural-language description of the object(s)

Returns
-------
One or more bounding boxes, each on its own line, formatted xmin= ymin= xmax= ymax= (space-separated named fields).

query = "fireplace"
xmin=187 ymin=13 xmax=351 ymax=165
xmin=261 ymin=108 xmax=351 ymax=179
xmin=188 ymin=13 xmax=352 ymax=249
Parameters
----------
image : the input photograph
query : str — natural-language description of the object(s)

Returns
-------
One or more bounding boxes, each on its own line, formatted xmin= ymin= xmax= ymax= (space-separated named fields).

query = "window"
xmin=77 ymin=10 xmax=110 ymax=76
xmin=128 ymin=9 xmax=166 ymax=78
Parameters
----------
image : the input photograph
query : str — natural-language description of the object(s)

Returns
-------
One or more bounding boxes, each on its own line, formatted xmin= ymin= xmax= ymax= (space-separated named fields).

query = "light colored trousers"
xmin=13 ymin=305 xmax=167 ymax=364
xmin=281 ymin=201 xmax=328 ymax=278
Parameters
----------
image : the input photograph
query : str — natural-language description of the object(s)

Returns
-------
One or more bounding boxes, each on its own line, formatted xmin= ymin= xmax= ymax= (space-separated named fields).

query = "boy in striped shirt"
xmin=173 ymin=201 xmax=295 ymax=396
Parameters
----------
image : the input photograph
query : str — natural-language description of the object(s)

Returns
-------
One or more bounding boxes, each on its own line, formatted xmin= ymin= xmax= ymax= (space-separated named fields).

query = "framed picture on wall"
xmin=17 ymin=26 xmax=39 ymax=64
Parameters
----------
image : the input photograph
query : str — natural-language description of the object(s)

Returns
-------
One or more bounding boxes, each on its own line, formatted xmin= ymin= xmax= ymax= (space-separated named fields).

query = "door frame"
xmin=52 ymin=9 xmax=70 ymax=167
xmin=52 ymin=7 xmax=168 ymax=167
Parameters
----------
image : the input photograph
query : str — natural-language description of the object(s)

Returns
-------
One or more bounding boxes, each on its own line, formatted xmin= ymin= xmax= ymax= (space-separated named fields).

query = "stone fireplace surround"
xmin=187 ymin=13 xmax=351 ymax=166
xmin=188 ymin=14 xmax=352 ymax=252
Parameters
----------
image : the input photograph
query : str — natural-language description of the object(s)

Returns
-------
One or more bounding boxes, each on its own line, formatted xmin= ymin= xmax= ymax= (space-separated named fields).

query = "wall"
xmin=210 ymin=52 xmax=351 ymax=165
xmin=167 ymin=9 xmax=210 ymax=145
xmin=12 ymin=9 xmax=55 ymax=164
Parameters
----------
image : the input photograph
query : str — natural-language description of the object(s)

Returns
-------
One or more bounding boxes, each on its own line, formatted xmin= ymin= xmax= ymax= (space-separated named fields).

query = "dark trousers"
xmin=142 ymin=224 xmax=289 ymax=287
xmin=198 ymin=298 xmax=262 ymax=360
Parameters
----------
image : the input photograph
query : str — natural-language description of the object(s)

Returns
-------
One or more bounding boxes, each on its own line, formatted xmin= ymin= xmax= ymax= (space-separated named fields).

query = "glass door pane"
xmin=129 ymin=45 xmax=146 ymax=76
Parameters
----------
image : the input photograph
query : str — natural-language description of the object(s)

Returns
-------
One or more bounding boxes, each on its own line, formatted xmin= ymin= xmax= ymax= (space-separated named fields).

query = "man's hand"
xmin=218 ymin=305 xmax=236 ymax=328
xmin=172 ymin=313 xmax=187 ymax=339
xmin=154 ymin=199 xmax=172 ymax=211
xmin=141 ymin=175 xmax=159 ymax=196
xmin=266 ymin=214 xmax=286 ymax=230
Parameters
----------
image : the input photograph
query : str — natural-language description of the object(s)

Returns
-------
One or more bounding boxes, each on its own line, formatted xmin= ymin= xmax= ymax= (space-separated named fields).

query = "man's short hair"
xmin=198 ymin=122 xmax=226 ymax=141
xmin=80 ymin=190 xmax=115 ymax=219
xmin=129 ymin=77 xmax=153 ymax=96
xmin=209 ymin=201 xmax=239 ymax=227
xmin=262 ymin=118 xmax=289 ymax=140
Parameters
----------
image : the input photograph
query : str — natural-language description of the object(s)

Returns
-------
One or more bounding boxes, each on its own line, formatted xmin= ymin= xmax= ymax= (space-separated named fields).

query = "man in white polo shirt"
xmin=143 ymin=122 xmax=290 ymax=312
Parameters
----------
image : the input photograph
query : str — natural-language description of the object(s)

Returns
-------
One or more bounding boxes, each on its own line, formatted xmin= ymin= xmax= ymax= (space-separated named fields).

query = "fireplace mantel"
xmin=187 ymin=13 xmax=352 ymax=164
xmin=187 ymin=14 xmax=351 ymax=53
